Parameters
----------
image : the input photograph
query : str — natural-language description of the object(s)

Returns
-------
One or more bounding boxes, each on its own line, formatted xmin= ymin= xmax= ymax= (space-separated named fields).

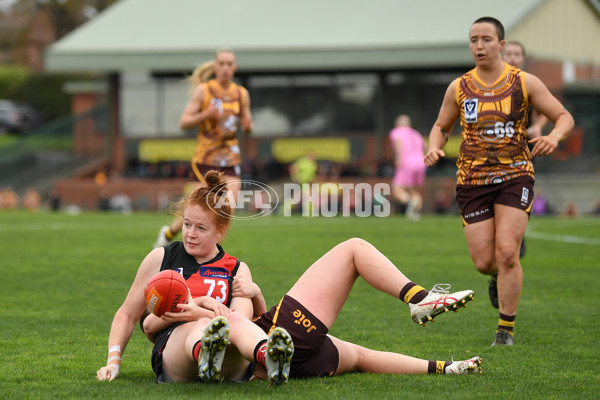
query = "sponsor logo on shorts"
xmin=464 ymin=207 xmax=490 ymax=220
xmin=292 ymin=309 xmax=317 ymax=333
xmin=464 ymin=99 xmax=478 ymax=123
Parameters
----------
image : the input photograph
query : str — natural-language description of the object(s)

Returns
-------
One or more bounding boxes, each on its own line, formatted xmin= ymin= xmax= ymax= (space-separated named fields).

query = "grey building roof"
xmin=45 ymin=0 xmax=547 ymax=72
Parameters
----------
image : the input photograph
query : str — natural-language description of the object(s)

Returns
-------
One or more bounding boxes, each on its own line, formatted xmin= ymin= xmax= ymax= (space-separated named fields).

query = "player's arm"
xmin=527 ymin=110 xmax=548 ymax=139
xmin=228 ymin=262 xmax=256 ymax=319
xmin=97 ymin=248 xmax=163 ymax=381
xmin=232 ymin=274 xmax=267 ymax=319
xmin=525 ymin=73 xmax=575 ymax=157
xmin=425 ymin=80 xmax=459 ymax=167
xmin=391 ymin=136 xmax=403 ymax=166
xmin=239 ymin=87 xmax=254 ymax=134
xmin=179 ymin=85 xmax=218 ymax=130
xmin=142 ymin=293 xmax=231 ymax=340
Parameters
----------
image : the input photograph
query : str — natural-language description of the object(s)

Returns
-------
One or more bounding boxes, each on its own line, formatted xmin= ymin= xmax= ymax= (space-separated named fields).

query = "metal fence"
xmin=0 ymin=105 xmax=109 ymax=195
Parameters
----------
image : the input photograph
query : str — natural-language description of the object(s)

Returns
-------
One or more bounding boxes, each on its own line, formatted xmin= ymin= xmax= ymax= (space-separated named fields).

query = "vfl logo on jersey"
xmin=210 ymin=98 xmax=224 ymax=114
xmin=521 ymin=187 xmax=530 ymax=206
xmin=464 ymin=99 xmax=478 ymax=123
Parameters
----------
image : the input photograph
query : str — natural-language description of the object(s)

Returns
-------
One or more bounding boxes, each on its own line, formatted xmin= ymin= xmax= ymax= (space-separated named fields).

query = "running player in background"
xmin=154 ymin=49 xmax=253 ymax=248
xmin=425 ymin=17 xmax=574 ymax=346
xmin=389 ymin=114 xmax=427 ymax=221
xmin=503 ymin=41 xmax=549 ymax=140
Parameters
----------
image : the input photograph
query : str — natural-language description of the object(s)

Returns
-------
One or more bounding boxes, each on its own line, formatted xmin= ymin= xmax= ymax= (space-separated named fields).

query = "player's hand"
xmin=197 ymin=295 xmax=231 ymax=317
xmin=424 ymin=149 xmax=446 ymax=167
xmin=240 ymin=114 xmax=253 ymax=134
xmin=203 ymin=105 xmax=220 ymax=121
xmin=162 ymin=290 xmax=204 ymax=322
xmin=232 ymin=276 xmax=261 ymax=299
xmin=529 ymin=134 xmax=560 ymax=157
xmin=97 ymin=364 xmax=120 ymax=381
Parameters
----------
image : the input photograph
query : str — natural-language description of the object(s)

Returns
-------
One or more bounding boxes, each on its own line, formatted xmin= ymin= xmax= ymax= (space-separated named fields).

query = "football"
xmin=144 ymin=270 xmax=188 ymax=317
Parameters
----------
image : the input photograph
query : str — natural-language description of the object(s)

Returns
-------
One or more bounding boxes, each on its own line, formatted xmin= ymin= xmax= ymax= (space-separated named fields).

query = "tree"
xmin=11 ymin=0 xmax=120 ymax=39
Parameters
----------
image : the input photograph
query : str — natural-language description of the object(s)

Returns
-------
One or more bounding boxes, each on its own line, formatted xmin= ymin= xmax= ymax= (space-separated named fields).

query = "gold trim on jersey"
xmin=455 ymin=63 xmax=534 ymax=186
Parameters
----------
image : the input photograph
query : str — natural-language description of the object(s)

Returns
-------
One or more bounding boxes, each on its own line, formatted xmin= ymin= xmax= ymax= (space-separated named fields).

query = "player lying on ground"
xmin=146 ymin=238 xmax=483 ymax=383
xmin=98 ymin=170 xmax=481 ymax=385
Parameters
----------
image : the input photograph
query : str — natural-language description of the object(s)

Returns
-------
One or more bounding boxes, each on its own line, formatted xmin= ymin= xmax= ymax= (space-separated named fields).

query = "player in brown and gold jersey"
xmin=154 ymin=49 xmax=254 ymax=248
xmin=425 ymin=17 xmax=574 ymax=346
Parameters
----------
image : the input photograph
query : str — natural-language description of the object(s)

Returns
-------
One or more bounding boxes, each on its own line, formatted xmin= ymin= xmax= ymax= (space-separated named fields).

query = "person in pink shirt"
xmin=390 ymin=115 xmax=427 ymax=220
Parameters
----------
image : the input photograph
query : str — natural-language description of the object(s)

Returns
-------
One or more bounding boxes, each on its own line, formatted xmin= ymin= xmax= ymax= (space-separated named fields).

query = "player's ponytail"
xmin=187 ymin=60 xmax=214 ymax=92
xmin=175 ymin=170 xmax=233 ymax=240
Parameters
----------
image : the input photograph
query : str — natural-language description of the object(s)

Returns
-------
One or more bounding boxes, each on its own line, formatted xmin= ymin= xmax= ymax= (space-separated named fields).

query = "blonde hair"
xmin=188 ymin=60 xmax=215 ymax=89
xmin=187 ymin=48 xmax=236 ymax=92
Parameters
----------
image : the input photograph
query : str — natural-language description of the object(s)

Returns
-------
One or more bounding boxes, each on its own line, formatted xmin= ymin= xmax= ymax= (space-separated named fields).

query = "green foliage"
xmin=7 ymin=73 xmax=78 ymax=120
xmin=0 ymin=65 xmax=30 ymax=98
xmin=0 ymin=65 xmax=97 ymax=121
xmin=1 ymin=212 xmax=599 ymax=399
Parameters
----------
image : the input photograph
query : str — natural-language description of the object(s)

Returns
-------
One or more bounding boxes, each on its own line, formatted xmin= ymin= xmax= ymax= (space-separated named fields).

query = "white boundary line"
xmin=525 ymin=229 xmax=600 ymax=245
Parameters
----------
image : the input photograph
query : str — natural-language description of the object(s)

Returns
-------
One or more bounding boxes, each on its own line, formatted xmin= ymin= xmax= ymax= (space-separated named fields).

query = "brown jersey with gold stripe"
xmin=455 ymin=63 xmax=534 ymax=186
xmin=193 ymin=79 xmax=246 ymax=168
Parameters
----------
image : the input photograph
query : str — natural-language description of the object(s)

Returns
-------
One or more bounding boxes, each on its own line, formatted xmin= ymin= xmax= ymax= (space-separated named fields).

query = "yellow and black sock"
xmin=427 ymin=360 xmax=448 ymax=374
xmin=164 ymin=228 xmax=174 ymax=241
xmin=399 ymin=282 xmax=428 ymax=304
xmin=497 ymin=312 xmax=516 ymax=334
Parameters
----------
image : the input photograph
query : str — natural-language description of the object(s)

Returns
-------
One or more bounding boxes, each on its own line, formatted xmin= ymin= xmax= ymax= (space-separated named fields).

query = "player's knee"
xmin=344 ymin=237 xmax=369 ymax=249
xmin=495 ymin=246 xmax=518 ymax=268
xmin=472 ymin=257 xmax=495 ymax=275
xmin=335 ymin=340 xmax=362 ymax=373
xmin=227 ymin=311 xmax=245 ymax=327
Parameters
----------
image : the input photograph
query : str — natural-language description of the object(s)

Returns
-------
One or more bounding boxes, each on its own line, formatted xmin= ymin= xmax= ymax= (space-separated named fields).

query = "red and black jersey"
xmin=160 ymin=242 xmax=240 ymax=307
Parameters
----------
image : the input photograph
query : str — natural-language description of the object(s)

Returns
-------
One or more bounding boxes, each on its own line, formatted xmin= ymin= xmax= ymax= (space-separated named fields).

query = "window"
xmin=248 ymin=73 xmax=377 ymax=136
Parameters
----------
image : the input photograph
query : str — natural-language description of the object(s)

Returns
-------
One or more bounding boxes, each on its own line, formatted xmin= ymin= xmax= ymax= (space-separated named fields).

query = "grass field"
xmin=2 ymin=211 xmax=599 ymax=399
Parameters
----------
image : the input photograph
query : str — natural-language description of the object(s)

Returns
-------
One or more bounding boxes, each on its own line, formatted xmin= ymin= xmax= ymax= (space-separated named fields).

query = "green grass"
xmin=0 ymin=134 xmax=18 ymax=148
xmin=2 ymin=211 xmax=599 ymax=399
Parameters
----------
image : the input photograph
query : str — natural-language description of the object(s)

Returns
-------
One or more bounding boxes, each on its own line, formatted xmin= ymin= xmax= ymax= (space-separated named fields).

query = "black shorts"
xmin=456 ymin=175 xmax=534 ymax=226
xmin=151 ymin=321 xmax=187 ymax=383
xmin=191 ymin=163 xmax=240 ymax=182
xmin=253 ymin=295 xmax=339 ymax=378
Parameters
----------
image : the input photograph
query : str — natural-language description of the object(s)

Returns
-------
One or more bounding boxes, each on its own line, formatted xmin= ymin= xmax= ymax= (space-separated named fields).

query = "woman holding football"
xmin=97 ymin=171 xmax=265 ymax=383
